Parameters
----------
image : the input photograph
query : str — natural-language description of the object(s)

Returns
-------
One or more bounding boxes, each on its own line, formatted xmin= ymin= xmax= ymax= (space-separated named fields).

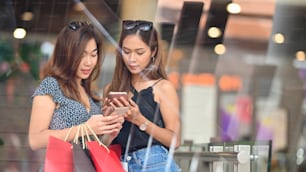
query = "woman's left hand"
xmin=101 ymin=114 xmax=124 ymax=145
xmin=124 ymin=99 xmax=142 ymax=124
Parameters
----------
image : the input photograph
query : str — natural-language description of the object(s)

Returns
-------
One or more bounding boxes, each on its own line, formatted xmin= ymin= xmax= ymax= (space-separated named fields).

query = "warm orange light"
xmin=219 ymin=75 xmax=242 ymax=91
xmin=168 ymin=72 xmax=242 ymax=91
xmin=168 ymin=72 xmax=180 ymax=89
xmin=296 ymin=51 xmax=305 ymax=61
xmin=273 ymin=33 xmax=285 ymax=44
xmin=182 ymin=73 xmax=215 ymax=86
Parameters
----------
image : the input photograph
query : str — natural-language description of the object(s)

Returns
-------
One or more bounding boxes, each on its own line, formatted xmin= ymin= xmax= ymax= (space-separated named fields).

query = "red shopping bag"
xmin=73 ymin=124 xmax=96 ymax=172
xmin=87 ymin=141 xmax=125 ymax=172
xmin=109 ymin=144 xmax=122 ymax=159
xmin=84 ymin=123 xmax=125 ymax=172
xmin=44 ymin=136 xmax=73 ymax=172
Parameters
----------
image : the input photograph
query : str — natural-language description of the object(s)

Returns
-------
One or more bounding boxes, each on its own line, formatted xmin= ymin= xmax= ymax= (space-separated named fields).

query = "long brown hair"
xmin=107 ymin=20 xmax=167 ymax=94
xmin=41 ymin=21 xmax=104 ymax=102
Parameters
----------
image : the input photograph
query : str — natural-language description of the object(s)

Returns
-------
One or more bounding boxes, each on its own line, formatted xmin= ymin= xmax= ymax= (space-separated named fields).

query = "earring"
xmin=151 ymin=56 xmax=155 ymax=62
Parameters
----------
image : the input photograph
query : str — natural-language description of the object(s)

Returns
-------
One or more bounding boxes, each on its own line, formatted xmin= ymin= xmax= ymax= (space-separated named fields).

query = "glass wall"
xmin=0 ymin=0 xmax=305 ymax=171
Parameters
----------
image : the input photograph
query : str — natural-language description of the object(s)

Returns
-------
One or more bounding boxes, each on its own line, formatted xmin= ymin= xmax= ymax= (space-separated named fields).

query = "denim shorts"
xmin=122 ymin=145 xmax=181 ymax=172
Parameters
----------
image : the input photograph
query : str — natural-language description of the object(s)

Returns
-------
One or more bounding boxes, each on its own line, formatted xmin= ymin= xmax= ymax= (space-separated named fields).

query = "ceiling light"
xmin=13 ymin=27 xmax=27 ymax=39
xmin=296 ymin=51 xmax=305 ymax=61
xmin=227 ymin=3 xmax=241 ymax=14
xmin=273 ymin=33 xmax=285 ymax=44
xmin=22 ymin=11 xmax=34 ymax=21
xmin=208 ymin=27 xmax=222 ymax=38
xmin=214 ymin=44 xmax=226 ymax=55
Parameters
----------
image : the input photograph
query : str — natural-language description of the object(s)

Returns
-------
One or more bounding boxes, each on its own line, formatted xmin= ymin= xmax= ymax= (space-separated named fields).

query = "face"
xmin=122 ymin=34 xmax=153 ymax=75
xmin=76 ymin=38 xmax=98 ymax=81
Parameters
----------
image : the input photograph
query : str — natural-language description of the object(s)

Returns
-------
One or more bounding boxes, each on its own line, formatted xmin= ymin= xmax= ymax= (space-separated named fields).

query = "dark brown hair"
xmin=41 ymin=21 xmax=104 ymax=102
xmin=107 ymin=20 xmax=167 ymax=94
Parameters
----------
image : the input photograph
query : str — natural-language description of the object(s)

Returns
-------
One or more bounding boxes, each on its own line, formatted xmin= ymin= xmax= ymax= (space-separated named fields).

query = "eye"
xmin=136 ymin=51 xmax=145 ymax=56
xmin=123 ymin=49 xmax=131 ymax=55
xmin=91 ymin=53 xmax=97 ymax=58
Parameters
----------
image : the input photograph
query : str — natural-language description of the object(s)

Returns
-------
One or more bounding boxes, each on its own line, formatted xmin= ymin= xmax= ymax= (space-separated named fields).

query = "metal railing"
xmin=174 ymin=151 xmax=250 ymax=172
xmin=174 ymin=141 xmax=271 ymax=172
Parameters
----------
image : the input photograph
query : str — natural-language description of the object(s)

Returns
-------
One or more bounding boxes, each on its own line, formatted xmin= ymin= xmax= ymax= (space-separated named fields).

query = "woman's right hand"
xmin=85 ymin=114 xmax=124 ymax=135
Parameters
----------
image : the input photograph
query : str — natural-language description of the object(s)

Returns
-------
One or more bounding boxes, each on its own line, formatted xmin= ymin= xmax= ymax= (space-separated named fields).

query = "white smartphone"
xmin=108 ymin=91 xmax=128 ymax=100
xmin=113 ymin=106 xmax=129 ymax=115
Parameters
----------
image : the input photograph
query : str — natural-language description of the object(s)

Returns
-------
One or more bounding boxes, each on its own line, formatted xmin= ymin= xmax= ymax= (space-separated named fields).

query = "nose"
xmin=128 ymin=53 xmax=136 ymax=62
xmin=84 ymin=55 xmax=92 ymax=65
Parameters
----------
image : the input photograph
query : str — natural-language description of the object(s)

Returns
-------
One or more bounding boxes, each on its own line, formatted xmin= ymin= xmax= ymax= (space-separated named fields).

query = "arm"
xmin=28 ymin=95 xmax=76 ymax=150
xmin=143 ymin=80 xmax=181 ymax=148
xmin=28 ymin=95 xmax=124 ymax=150
xmin=125 ymin=80 xmax=181 ymax=149
xmin=100 ymin=83 xmax=126 ymax=145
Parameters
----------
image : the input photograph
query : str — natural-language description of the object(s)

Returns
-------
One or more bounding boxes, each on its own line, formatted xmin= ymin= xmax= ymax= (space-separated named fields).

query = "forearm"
xmin=28 ymin=125 xmax=80 ymax=150
xmin=135 ymin=116 xmax=181 ymax=148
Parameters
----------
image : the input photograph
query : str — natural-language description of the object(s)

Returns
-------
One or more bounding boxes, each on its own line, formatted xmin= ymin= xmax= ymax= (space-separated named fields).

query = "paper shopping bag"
xmin=87 ymin=141 xmax=125 ymax=172
xmin=73 ymin=143 xmax=96 ymax=172
xmin=109 ymin=144 xmax=122 ymax=159
xmin=44 ymin=136 xmax=73 ymax=172
xmin=84 ymin=123 xmax=125 ymax=172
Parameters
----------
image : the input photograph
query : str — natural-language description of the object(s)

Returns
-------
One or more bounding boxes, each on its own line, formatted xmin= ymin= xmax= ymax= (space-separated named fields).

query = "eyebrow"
xmin=122 ymin=47 xmax=145 ymax=51
xmin=84 ymin=48 xmax=98 ymax=53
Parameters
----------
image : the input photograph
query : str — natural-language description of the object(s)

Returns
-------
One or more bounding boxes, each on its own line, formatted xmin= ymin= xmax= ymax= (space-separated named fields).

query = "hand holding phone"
xmin=112 ymin=106 xmax=129 ymax=115
xmin=108 ymin=91 xmax=128 ymax=101
xmin=103 ymin=91 xmax=129 ymax=116
xmin=103 ymin=106 xmax=129 ymax=116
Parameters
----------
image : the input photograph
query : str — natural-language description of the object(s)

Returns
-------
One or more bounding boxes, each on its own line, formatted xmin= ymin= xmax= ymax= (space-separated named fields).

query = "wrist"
xmin=138 ymin=117 xmax=149 ymax=131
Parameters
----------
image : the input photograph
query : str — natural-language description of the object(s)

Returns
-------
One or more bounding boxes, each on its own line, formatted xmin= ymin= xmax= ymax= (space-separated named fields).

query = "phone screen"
xmin=108 ymin=92 xmax=128 ymax=100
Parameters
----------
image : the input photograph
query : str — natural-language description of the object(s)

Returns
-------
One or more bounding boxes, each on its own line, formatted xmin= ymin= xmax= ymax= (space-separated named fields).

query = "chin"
xmin=79 ymin=75 xmax=90 ymax=80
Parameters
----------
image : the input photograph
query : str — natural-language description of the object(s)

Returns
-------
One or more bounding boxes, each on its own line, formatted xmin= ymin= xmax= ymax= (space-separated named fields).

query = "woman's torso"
xmin=32 ymin=76 xmax=102 ymax=129
xmin=112 ymin=79 xmax=165 ymax=153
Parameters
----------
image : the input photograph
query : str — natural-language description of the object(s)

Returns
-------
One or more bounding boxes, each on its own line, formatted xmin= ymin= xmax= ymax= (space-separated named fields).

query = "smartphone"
xmin=105 ymin=91 xmax=129 ymax=115
xmin=113 ymin=106 xmax=129 ymax=115
xmin=108 ymin=91 xmax=128 ymax=100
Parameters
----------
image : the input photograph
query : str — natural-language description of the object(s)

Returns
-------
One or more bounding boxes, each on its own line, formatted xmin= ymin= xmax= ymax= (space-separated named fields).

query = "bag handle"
xmin=80 ymin=124 xmax=90 ymax=149
xmin=72 ymin=125 xmax=81 ymax=144
xmin=63 ymin=124 xmax=86 ymax=149
xmin=70 ymin=124 xmax=89 ymax=149
xmin=84 ymin=123 xmax=109 ymax=152
xmin=64 ymin=126 xmax=75 ymax=142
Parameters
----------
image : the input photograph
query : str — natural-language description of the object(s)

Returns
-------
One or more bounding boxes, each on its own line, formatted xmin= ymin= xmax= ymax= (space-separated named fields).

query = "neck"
xmin=132 ymin=75 xmax=147 ymax=83
xmin=76 ymin=78 xmax=82 ymax=86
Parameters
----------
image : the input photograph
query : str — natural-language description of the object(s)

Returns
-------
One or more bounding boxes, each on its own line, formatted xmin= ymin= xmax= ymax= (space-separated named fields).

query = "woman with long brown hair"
xmin=104 ymin=20 xmax=181 ymax=172
xmin=28 ymin=21 xmax=124 ymax=152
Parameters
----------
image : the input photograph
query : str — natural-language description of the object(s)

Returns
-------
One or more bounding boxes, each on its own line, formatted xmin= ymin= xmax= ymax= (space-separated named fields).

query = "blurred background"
xmin=0 ymin=0 xmax=306 ymax=171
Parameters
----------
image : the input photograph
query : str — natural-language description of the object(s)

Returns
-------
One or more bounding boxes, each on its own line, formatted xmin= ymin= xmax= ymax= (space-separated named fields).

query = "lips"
xmin=128 ymin=64 xmax=138 ymax=70
xmin=81 ymin=69 xmax=91 ymax=75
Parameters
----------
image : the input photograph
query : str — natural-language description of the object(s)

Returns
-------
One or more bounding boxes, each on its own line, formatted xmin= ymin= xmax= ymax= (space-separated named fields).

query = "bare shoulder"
xmin=153 ymin=79 xmax=177 ymax=102
xmin=156 ymin=79 xmax=176 ymax=92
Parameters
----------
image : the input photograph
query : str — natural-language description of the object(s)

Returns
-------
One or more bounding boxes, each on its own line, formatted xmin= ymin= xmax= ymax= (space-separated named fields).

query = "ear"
xmin=152 ymin=47 xmax=157 ymax=57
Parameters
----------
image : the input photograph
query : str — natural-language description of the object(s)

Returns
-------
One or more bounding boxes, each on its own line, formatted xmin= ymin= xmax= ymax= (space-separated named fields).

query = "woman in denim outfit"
xmin=103 ymin=20 xmax=181 ymax=172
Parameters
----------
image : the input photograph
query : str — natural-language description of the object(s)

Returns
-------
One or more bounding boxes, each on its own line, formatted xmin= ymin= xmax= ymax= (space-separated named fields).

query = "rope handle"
xmin=63 ymin=123 xmax=109 ymax=151
xmin=64 ymin=126 xmax=75 ymax=142
xmin=63 ymin=124 xmax=86 ymax=149
xmin=84 ymin=123 xmax=109 ymax=152
xmin=80 ymin=124 xmax=86 ymax=149
xmin=84 ymin=123 xmax=91 ymax=141
xmin=72 ymin=125 xmax=81 ymax=144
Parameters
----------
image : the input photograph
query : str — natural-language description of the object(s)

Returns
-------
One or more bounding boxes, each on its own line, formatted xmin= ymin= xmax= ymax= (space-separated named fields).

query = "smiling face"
xmin=121 ymin=34 xmax=154 ymax=75
xmin=76 ymin=38 xmax=98 ymax=82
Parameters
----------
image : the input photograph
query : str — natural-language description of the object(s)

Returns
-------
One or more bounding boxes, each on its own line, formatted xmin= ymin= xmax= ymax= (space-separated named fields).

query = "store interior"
xmin=1 ymin=0 xmax=306 ymax=171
